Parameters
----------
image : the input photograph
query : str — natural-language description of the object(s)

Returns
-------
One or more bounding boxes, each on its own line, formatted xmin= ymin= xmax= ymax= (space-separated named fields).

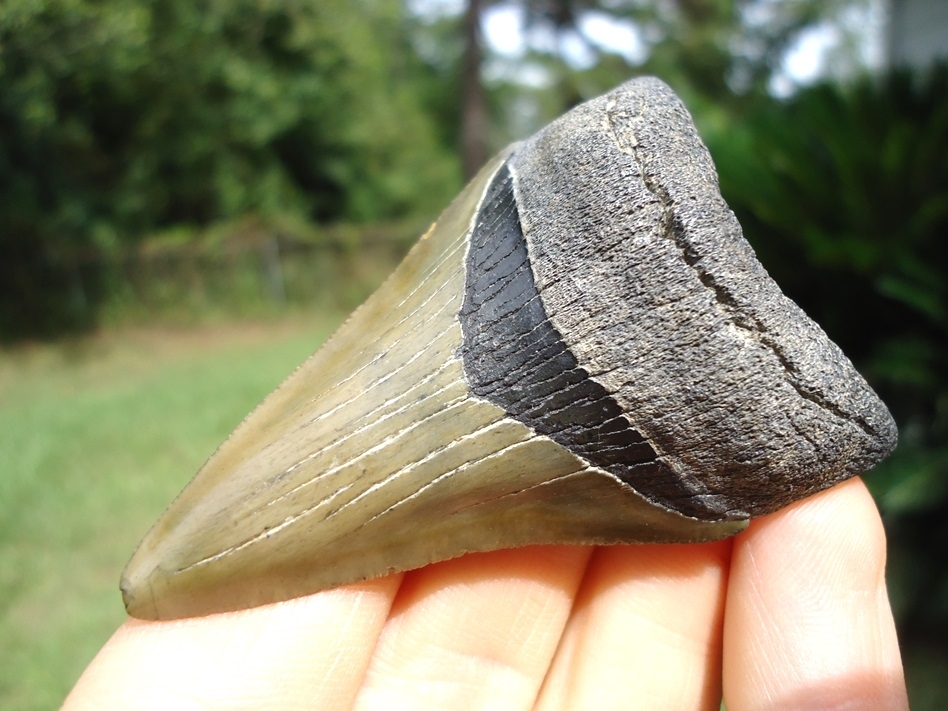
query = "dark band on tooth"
xmin=458 ymin=163 xmax=727 ymax=520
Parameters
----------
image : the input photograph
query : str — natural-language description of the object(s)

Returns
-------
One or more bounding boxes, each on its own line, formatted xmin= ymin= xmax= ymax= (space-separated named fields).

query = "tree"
xmin=455 ymin=0 xmax=880 ymax=163
xmin=0 ymin=0 xmax=462 ymax=338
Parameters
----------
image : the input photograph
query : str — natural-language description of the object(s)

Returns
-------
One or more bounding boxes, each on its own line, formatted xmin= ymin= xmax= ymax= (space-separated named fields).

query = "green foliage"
xmin=486 ymin=0 xmax=870 ymax=118
xmin=706 ymin=64 xmax=948 ymax=653
xmin=0 ymin=0 xmax=462 ymax=339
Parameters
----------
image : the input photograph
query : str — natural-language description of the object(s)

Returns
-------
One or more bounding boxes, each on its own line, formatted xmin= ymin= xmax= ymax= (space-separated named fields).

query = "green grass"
xmin=0 ymin=314 xmax=344 ymax=710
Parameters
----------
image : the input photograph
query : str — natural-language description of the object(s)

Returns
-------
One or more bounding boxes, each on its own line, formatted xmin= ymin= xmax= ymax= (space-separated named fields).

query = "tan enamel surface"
xmin=122 ymin=151 xmax=745 ymax=621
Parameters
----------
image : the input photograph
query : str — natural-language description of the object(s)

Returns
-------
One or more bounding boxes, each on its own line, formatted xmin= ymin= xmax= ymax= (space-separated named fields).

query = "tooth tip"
xmin=121 ymin=535 xmax=180 ymax=619
xmin=120 ymin=567 xmax=153 ymax=619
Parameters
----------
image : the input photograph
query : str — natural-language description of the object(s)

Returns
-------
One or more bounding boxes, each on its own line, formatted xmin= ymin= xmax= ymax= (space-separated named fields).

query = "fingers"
xmin=64 ymin=546 xmax=592 ymax=711
xmin=62 ymin=576 xmax=401 ymax=711
xmin=354 ymin=546 xmax=593 ymax=711
xmin=535 ymin=541 xmax=732 ymax=711
xmin=722 ymin=477 xmax=909 ymax=711
xmin=63 ymin=476 xmax=910 ymax=711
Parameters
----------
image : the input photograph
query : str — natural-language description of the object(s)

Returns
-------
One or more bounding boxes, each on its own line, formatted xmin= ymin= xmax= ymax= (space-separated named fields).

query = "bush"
xmin=0 ymin=0 xmax=461 ymax=341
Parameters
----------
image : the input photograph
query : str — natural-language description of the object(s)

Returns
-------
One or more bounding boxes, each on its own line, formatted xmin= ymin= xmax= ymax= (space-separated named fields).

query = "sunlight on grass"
xmin=0 ymin=314 xmax=344 ymax=710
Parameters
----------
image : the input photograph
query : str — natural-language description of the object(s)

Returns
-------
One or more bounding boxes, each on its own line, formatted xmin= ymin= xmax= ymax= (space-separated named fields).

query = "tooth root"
xmin=122 ymin=78 xmax=896 ymax=620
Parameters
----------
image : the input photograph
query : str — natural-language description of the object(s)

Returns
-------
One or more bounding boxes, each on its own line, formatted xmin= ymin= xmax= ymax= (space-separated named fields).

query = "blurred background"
xmin=1 ymin=0 xmax=945 ymax=708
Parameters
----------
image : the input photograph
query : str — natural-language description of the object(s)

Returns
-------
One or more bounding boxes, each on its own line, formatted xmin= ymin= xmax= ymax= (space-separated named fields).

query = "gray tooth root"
xmin=120 ymin=77 xmax=896 ymax=621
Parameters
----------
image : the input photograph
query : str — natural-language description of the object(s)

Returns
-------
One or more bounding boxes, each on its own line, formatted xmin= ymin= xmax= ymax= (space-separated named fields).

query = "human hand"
xmin=62 ymin=477 xmax=907 ymax=710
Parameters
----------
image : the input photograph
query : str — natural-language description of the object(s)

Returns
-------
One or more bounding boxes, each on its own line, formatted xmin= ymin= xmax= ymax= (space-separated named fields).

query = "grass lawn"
xmin=0 ymin=313 xmax=343 ymax=710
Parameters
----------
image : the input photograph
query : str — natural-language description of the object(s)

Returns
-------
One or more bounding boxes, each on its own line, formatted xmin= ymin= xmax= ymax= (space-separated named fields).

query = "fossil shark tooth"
xmin=121 ymin=77 xmax=897 ymax=621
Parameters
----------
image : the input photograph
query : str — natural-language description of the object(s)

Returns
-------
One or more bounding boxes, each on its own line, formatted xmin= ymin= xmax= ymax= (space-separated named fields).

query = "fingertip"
xmin=722 ymin=478 xmax=908 ymax=711
xmin=750 ymin=478 xmax=888 ymax=597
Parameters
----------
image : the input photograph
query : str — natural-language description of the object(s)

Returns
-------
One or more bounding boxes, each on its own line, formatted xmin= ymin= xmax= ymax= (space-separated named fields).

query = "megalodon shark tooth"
xmin=121 ymin=77 xmax=897 ymax=621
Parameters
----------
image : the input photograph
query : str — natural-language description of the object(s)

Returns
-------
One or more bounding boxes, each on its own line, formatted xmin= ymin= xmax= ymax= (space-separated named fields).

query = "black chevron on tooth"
xmin=457 ymin=161 xmax=729 ymax=521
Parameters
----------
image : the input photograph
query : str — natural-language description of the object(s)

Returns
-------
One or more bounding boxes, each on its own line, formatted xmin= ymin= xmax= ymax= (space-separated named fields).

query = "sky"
xmin=409 ymin=0 xmax=887 ymax=95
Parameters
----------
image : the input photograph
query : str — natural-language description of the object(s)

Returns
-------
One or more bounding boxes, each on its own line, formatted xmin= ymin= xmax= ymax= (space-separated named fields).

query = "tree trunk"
xmin=461 ymin=0 xmax=488 ymax=179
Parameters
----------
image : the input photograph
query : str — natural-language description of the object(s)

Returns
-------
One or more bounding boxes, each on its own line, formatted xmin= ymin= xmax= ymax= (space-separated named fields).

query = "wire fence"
xmin=3 ymin=221 xmax=424 ymax=340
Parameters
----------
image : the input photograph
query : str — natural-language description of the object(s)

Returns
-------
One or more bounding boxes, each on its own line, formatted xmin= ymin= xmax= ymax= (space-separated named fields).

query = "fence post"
xmin=262 ymin=234 xmax=287 ymax=306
